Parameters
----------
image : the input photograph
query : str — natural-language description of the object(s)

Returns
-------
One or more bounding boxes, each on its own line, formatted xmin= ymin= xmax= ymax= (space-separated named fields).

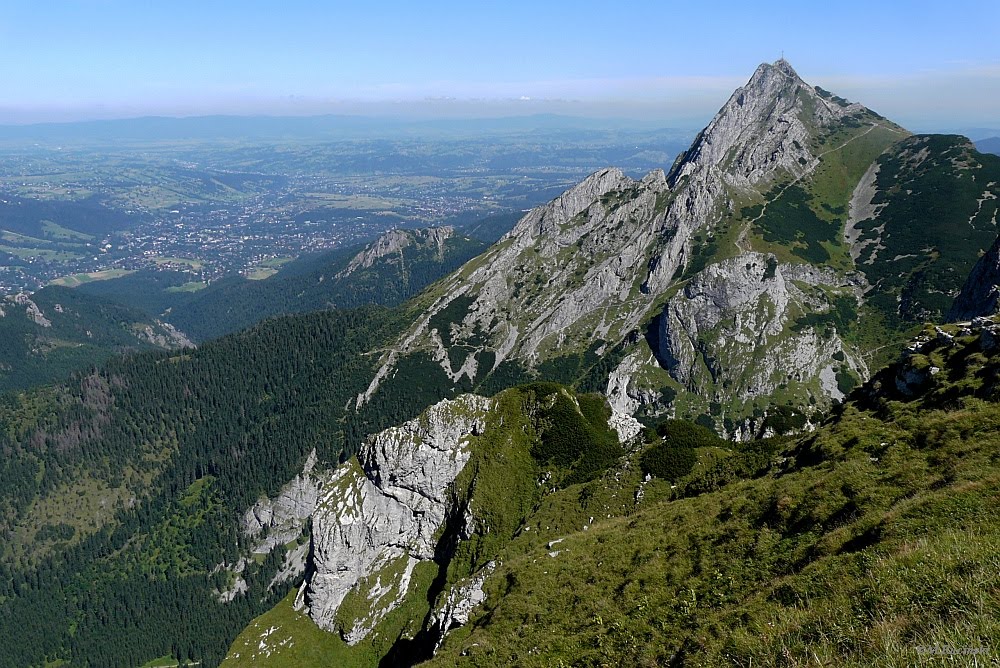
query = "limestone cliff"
xmin=296 ymin=395 xmax=492 ymax=642
xmin=357 ymin=60 xmax=905 ymax=431
xmin=655 ymin=254 xmax=865 ymax=422
xmin=338 ymin=226 xmax=456 ymax=278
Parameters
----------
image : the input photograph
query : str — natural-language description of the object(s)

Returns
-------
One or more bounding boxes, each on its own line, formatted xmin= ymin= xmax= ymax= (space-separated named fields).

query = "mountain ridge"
xmin=223 ymin=315 xmax=1000 ymax=666
xmin=356 ymin=59 xmax=917 ymax=436
xmin=78 ymin=225 xmax=488 ymax=342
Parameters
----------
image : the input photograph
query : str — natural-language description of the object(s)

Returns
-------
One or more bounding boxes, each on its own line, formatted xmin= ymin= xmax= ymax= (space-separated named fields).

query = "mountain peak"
xmin=772 ymin=57 xmax=799 ymax=77
xmin=668 ymin=58 xmax=868 ymax=189
xmin=339 ymin=226 xmax=456 ymax=276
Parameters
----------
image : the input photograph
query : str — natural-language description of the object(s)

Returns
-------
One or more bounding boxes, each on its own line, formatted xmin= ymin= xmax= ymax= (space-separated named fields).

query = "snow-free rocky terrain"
xmin=356 ymin=60 xmax=999 ymax=437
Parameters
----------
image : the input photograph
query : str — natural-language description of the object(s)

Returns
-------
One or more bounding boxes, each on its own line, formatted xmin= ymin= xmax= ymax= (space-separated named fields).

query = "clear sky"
xmin=1 ymin=0 xmax=997 ymax=130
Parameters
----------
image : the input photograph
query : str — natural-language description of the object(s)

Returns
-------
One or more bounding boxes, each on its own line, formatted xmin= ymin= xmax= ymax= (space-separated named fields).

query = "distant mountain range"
xmin=976 ymin=136 xmax=1000 ymax=155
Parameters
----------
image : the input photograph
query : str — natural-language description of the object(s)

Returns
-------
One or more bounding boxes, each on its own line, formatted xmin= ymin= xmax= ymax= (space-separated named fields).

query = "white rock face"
xmin=137 ymin=320 xmax=195 ymax=349
xmin=357 ymin=167 xmax=675 ymax=402
xmin=608 ymin=409 xmax=643 ymax=445
xmin=269 ymin=542 xmax=310 ymax=590
xmin=845 ymin=161 xmax=885 ymax=262
xmin=339 ymin=226 xmax=455 ymax=277
xmin=12 ymin=293 xmax=51 ymax=327
xmin=657 ymin=253 xmax=866 ymax=435
xmin=297 ymin=395 xmax=492 ymax=641
xmin=670 ymin=59 xmax=860 ymax=191
xmin=243 ymin=449 xmax=324 ymax=554
xmin=217 ymin=450 xmax=327 ymax=602
xmin=429 ymin=561 xmax=497 ymax=650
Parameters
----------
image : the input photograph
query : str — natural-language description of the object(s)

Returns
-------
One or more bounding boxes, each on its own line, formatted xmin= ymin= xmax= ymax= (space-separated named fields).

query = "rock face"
xmin=339 ymin=226 xmax=455 ymax=277
xmin=12 ymin=294 xmax=52 ymax=327
xmin=670 ymin=59 xmax=863 ymax=190
xmin=243 ymin=449 xmax=324 ymax=554
xmin=216 ymin=450 xmax=326 ymax=602
xmin=949 ymin=234 xmax=1000 ymax=321
xmin=356 ymin=60 xmax=904 ymax=428
xmin=428 ymin=561 xmax=497 ymax=651
xmin=296 ymin=395 xmax=492 ymax=642
xmin=355 ymin=166 xmax=672 ymax=407
xmin=137 ymin=320 xmax=194 ymax=349
xmin=656 ymin=253 xmax=866 ymax=423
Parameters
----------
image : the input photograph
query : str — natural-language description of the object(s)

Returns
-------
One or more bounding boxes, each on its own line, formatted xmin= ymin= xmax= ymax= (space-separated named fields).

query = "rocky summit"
xmin=356 ymin=60 xmax=939 ymax=436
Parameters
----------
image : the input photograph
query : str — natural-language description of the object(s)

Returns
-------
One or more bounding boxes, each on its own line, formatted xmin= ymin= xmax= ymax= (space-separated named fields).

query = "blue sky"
xmin=1 ymin=0 xmax=997 ymax=129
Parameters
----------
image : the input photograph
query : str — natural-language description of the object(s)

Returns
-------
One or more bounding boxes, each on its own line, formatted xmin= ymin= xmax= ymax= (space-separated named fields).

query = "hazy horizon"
xmin=1 ymin=1 xmax=997 ymax=131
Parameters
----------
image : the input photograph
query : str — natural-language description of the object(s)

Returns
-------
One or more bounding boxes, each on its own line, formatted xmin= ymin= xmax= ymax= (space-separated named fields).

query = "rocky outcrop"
xmin=12 ymin=293 xmax=51 ymax=327
xmin=137 ymin=321 xmax=194 ymax=349
xmin=296 ymin=395 xmax=492 ymax=642
xmin=948 ymin=234 xmax=1000 ymax=321
xmin=243 ymin=449 xmax=324 ymax=554
xmin=608 ymin=409 xmax=643 ymax=445
xmin=655 ymin=253 xmax=866 ymax=431
xmin=215 ymin=450 xmax=327 ymax=602
xmin=339 ymin=226 xmax=455 ymax=277
xmin=428 ymin=561 xmax=497 ymax=651
xmin=860 ymin=317 xmax=1000 ymax=402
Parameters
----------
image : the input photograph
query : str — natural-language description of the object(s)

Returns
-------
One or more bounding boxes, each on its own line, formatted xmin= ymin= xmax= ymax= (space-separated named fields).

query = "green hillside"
xmin=4 ymin=249 xmax=1000 ymax=667
xmin=1 ymin=61 xmax=998 ymax=668
xmin=854 ymin=135 xmax=1000 ymax=327
xmin=424 ymin=320 xmax=1000 ymax=666
xmin=0 ymin=305 xmax=437 ymax=668
xmin=79 ymin=228 xmax=488 ymax=342
xmin=0 ymin=285 xmax=187 ymax=392
xmin=219 ymin=318 xmax=1000 ymax=667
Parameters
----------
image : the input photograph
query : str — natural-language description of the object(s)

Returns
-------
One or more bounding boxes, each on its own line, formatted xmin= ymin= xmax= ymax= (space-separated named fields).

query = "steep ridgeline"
xmin=223 ymin=385 xmax=641 ymax=666
xmin=950 ymin=233 xmax=1000 ymax=321
xmin=0 ymin=285 xmax=191 ymax=391
xmin=356 ymin=60 xmax=1000 ymax=436
xmin=227 ymin=318 xmax=1000 ymax=666
xmin=357 ymin=60 xmax=909 ymax=435
xmin=81 ymin=226 xmax=487 ymax=342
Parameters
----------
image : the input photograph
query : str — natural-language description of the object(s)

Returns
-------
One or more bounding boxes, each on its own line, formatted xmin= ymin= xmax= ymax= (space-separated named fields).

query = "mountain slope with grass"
xmin=223 ymin=318 xmax=1000 ymax=667
xmin=355 ymin=60 xmax=998 ymax=437
xmin=0 ymin=284 xmax=190 ymax=391
xmin=2 ymin=60 xmax=999 ymax=668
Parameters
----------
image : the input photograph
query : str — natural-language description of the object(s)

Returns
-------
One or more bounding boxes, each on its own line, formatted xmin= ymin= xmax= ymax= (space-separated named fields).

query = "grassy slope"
xmin=857 ymin=136 xmax=1000 ymax=323
xmin=421 ymin=321 xmax=1000 ymax=667
xmin=218 ymin=319 xmax=1000 ymax=667
xmin=221 ymin=386 xmax=617 ymax=667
